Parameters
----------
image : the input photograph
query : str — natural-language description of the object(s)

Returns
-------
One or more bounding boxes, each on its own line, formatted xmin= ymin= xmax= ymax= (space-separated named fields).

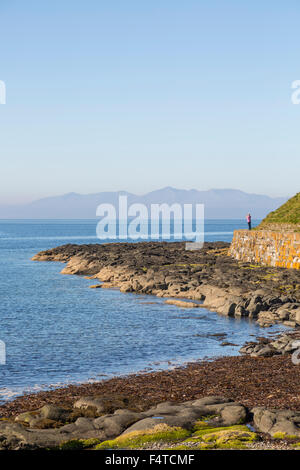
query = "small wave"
xmin=0 ymin=384 xmax=62 ymax=402
xmin=0 ymin=376 xmax=106 ymax=403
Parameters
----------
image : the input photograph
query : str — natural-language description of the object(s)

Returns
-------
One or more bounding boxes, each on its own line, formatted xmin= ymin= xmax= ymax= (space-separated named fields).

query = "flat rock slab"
xmin=164 ymin=300 xmax=201 ymax=308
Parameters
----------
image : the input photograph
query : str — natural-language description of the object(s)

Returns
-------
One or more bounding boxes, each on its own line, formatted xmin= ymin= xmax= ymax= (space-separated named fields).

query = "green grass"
xmin=259 ymin=193 xmax=300 ymax=227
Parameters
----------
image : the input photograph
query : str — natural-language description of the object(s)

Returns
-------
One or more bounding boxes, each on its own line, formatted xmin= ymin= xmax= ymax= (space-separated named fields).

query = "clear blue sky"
xmin=0 ymin=0 xmax=299 ymax=204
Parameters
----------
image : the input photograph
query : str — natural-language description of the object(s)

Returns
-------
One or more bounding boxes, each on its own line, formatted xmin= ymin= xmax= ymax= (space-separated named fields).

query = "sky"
xmin=0 ymin=0 xmax=299 ymax=204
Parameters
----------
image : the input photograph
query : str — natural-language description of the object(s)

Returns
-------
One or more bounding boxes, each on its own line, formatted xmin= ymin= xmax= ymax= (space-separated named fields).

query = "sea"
xmin=0 ymin=219 xmax=288 ymax=403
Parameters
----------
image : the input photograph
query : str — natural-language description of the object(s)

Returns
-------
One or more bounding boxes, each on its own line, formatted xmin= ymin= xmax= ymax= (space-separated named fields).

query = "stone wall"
xmin=229 ymin=230 xmax=300 ymax=269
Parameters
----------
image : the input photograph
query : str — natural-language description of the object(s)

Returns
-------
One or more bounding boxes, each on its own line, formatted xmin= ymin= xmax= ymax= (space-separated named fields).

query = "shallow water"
xmin=0 ymin=219 xmax=288 ymax=402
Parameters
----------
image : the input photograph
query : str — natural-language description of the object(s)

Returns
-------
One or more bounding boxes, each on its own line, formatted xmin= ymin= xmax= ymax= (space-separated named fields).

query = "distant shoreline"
xmin=0 ymin=187 xmax=287 ymax=219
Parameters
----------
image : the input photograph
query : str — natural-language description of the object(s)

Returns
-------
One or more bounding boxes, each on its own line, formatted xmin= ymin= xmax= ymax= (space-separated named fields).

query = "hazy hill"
xmin=0 ymin=188 xmax=287 ymax=219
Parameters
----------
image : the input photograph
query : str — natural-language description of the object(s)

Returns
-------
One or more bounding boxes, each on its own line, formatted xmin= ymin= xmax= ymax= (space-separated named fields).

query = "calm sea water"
xmin=0 ymin=219 xmax=288 ymax=402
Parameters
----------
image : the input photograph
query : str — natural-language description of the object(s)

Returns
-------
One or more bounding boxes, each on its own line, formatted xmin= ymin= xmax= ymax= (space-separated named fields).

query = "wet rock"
xmin=218 ymin=300 xmax=238 ymax=316
xmin=278 ymin=310 xmax=290 ymax=321
xmin=252 ymin=345 xmax=276 ymax=357
xmin=240 ymin=331 xmax=300 ymax=358
xmin=235 ymin=304 xmax=248 ymax=316
xmin=283 ymin=321 xmax=297 ymax=328
xmin=256 ymin=320 xmax=276 ymax=328
xmin=258 ymin=311 xmax=278 ymax=321
xmin=290 ymin=307 xmax=300 ymax=324
xmin=164 ymin=300 xmax=200 ymax=308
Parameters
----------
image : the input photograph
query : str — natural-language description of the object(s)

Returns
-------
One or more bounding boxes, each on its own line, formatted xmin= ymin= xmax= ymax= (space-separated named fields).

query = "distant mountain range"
xmin=0 ymin=188 xmax=287 ymax=219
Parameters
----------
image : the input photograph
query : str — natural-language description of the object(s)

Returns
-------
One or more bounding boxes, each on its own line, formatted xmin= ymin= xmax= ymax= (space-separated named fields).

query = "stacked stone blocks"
xmin=229 ymin=230 xmax=300 ymax=270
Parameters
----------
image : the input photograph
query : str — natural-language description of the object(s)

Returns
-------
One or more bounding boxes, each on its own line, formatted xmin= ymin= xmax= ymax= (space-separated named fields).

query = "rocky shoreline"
xmin=1 ymin=240 xmax=299 ymax=450
xmin=3 ymin=393 xmax=300 ymax=451
xmin=240 ymin=330 xmax=300 ymax=358
xmin=32 ymin=241 xmax=300 ymax=328
xmin=1 ymin=356 xmax=300 ymax=450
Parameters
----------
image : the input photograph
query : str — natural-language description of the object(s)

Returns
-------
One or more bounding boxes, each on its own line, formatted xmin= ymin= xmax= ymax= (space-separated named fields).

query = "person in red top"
xmin=246 ymin=213 xmax=252 ymax=230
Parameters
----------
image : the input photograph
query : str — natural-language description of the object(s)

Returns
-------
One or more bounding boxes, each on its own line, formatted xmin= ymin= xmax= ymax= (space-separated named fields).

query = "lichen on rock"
xmin=95 ymin=424 xmax=191 ymax=450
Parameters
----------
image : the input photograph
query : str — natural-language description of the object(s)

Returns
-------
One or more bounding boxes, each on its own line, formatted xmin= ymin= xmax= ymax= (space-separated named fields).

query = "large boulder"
xmin=220 ymin=405 xmax=247 ymax=426
xmin=123 ymin=397 xmax=247 ymax=434
xmin=15 ymin=405 xmax=68 ymax=428
xmin=73 ymin=396 xmax=130 ymax=414
xmin=252 ymin=407 xmax=300 ymax=437
xmin=93 ymin=410 xmax=144 ymax=438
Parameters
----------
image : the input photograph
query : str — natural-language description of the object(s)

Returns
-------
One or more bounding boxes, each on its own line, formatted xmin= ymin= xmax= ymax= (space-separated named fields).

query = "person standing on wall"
xmin=246 ymin=213 xmax=252 ymax=230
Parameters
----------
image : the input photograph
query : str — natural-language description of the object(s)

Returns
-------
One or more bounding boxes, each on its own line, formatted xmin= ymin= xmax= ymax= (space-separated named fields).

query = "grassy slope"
xmin=258 ymin=192 xmax=300 ymax=227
